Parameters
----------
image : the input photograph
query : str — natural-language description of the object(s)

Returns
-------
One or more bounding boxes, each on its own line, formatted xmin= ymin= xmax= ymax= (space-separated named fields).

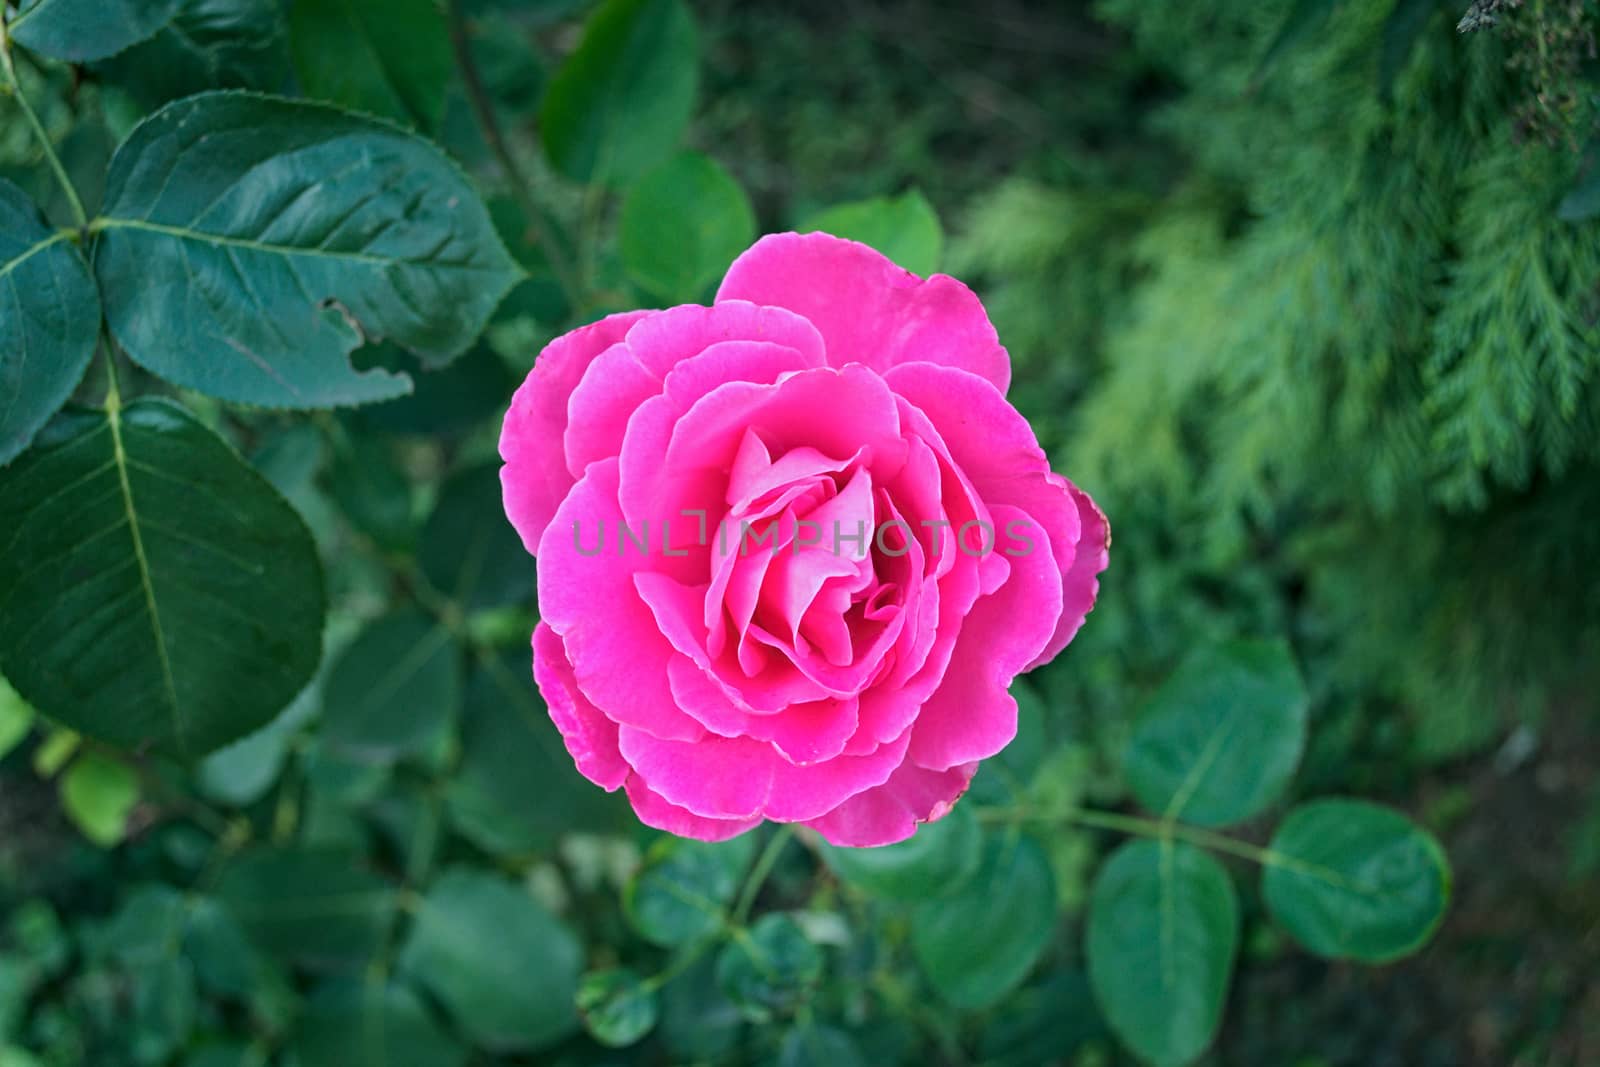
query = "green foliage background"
xmin=0 ymin=0 xmax=1596 ymax=1065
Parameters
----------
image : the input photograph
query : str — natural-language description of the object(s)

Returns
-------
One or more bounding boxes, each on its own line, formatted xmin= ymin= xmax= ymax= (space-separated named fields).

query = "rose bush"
xmin=500 ymin=232 xmax=1108 ymax=846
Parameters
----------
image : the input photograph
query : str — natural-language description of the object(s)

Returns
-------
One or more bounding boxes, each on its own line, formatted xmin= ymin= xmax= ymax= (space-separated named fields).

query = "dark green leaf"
xmin=540 ymin=0 xmax=699 ymax=184
xmin=625 ymin=835 xmax=755 ymax=947
xmin=1124 ymin=639 xmax=1308 ymax=828
xmin=328 ymin=433 xmax=413 ymax=549
xmin=1379 ymin=0 xmax=1441 ymax=100
xmin=979 ymin=971 xmax=1107 ymax=1067
xmin=0 ymin=179 xmax=100 ymax=466
xmin=290 ymin=980 xmax=467 ymax=1067
xmin=1558 ymin=138 xmax=1600 ymax=222
xmin=778 ymin=1023 xmax=867 ymax=1067
xmin=909 ymin=833 xmax=1055 ymax=1009
xmin=216 ymin=849 xmax=394 ymax=970
xmin=798 ymin=189 xmax=944 ymax=276
xmin=1086 ymin=840 xmax=1239 ymax=1067
xmin=95 ymin=92 xmax=522 ymax=409
xmin=322 ymin=611 xmax=459 ymax=762
xmin=714 ymin=914 xmax=822 ymax=1024
xmin=183 ymin=897 xmax=268 ymax=999
xmin=444 ymin=650 xmax=625 ymax=855
xmin=399 ymin=867 xmax=582 ymax=1051
xmin=1252 ymin=0 xmax=1340 ymax=86
xmin=816 ymin=800 xmax=982 ymax=900
xmin=355 ymin=343 xmax=514 ymax=436
xmin=95 ymin=0 xmax=290 ymax=110
xmin=7 ymin=0 xmax=178 ymax=62
xmin=419 ymin=464 xmax=535 ymax=610
xmin=576 ymin=968 xmax=658 ymax=1048
xmin=0 ymin=399 xmax=324 ymax=758
xmin=59 ymin=751 xmax=140 ymax=847
xmin=657 ymin=954 xmax=744 ymax=1061
xmin=620 ymin=151 xmax=755 ymax=303
xmin=1262 ymin=799 xmax=1450 ymax=962
xmin=288 ymin=0 xmax=451 ymax=130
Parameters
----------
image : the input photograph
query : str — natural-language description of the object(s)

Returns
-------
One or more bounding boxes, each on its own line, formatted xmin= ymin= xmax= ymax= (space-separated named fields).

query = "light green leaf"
xmin=419 ymin=464 xmax=536 ymax=610
xmin=0 ymin=179 xmax=100 ymax=467
xmin=0 ymin=399 xmax=325 ymax=759
xmin=625 ymin=835 xmax=755 ymax=948
xmin=1124 ymin=638 xmax=1308 ymax=828
xmin=620 ymin=151 xmax=755 ymax=303
xmin=288 ymin=0 xmax=451 ymax=130
xmin=816 ymin=800 xmax=982 ymax=901
xmin=1262 ymin=799 xmax=1450 ymax=963
xmin=399 ymin=867 xmax=583 ymax=1051
xmin=909 ymin=833 xmax=1056 ymax=1009
xmin=576 ymin=968 xmax=658 ymax=1048
xmin=216 ymin=849 xmax=395 ymax=971
xmin=195 ymin=686 xmax=316 ymax=807
xmin=321 ymin=611 xmax=459 ymax=762
xmin=7 ymin=0 xmax=179 ymax=62
xmin=0 ymin=675 xmax=32 ymax=760
xmin=715 ymin=914 xmax=822 ymax=1024
xmin=95 ymin=92 xmax=522 ymax=409
xmin=540 ymin=0 xmax=698 ymax=184
xmin=59 ymin=751 xmax=140 ymax=847
xmin=798 ymin=189 xmax=944 ymax=276
xmin=1086 ymin=840 xmax=1239 ymax=1067
xmin=290 ymin=980 xmax=467 ymax=1067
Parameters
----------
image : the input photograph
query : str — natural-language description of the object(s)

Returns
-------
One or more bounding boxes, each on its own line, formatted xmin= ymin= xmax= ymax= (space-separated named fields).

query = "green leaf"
xmin=909 ymin=833 xmax=1056 ymax=1009
xmin=1378 ymin=0 xmax=1441 ymax=100
xmin=576 ymin=968 xmax=658 ymax=1048
xmin=0 ymin=399 xmax=325 ymax=759
xmin=31 ymin=727 xmax=76 ymax=777
xmin=816 ymin=800 xmax=982 ymax=900
xmin=59 ymin=751 xmax=140 ymax=847
xmin=290 ymin=980 xmax=467 ymax=1067
xmin=328 ymin=433 xmax=414 ymax=549
xmin=7 ymin=0 xmax=178 ymax=62
xmin=1262 ymin=799 xmax=1450 ymax=963
xmin=1124 ymin=639 xmax=1308 ymax=828
xmin=216 ymin=849 xmax=395 ymax=970
xmin=1558 ymin=138 xmax=1600 ymax=222
xmin=195 ymin=686 xmax=316 ymax=807
xmin=95 ymin=0 xmax=290 ymax=111
xmin=1252 ymin=0 xmax=1340 ymax=87
xmin=288 ymin=0 xmax=451 ymax=130
xmin=355 ymin=343 xmax=514 ymax=436
xmin=95 ymin=91 xmax=522 ymax=409
xmin=714 ymin=914 xmax=822 ymax=1024
xmin=620 ymin=151 xmax=755 ymax=303
xmin=777 ymin=1023 xmax=868 ymax=1067
xmin=183 ymin=897 xmax=269 ymax=999
xmin=399 ymin=867 xmax=582 ymax=1051
xmin=625 ymin=835 xmax=755 ymax=947
xmin=540 ymin=0 xmax=699 ymax=184
xmin=419 ymin=464 xmax=536 ymax=611
xmin=0 ymin=676 xmax=32 ymax=760
xmin=444 ymin=650 xmax=625 ymax=855
xmin=798 ymin=189 xmax=944 ymax=276
xmin=1086 ymin=840 xmax=1239 ymax=1067
xmin=0 ymin=179 xmax=100 ymax=466
xmin=321 ymin=611 xmax=460 ymax=762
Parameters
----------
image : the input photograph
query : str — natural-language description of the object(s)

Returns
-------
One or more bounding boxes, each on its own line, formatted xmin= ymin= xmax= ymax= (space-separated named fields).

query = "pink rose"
xmin=499 ymin=233 xmax=1108 ymax=846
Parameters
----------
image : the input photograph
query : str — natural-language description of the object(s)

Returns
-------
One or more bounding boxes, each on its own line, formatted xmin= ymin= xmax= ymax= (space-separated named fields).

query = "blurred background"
xmin=1 ymin=0 xmax=1598 ymax=1064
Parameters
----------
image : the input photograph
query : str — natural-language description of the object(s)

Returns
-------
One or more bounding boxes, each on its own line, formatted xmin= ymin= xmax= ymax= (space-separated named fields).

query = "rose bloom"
xmin=500 ymin=233 xmax=1107 ymax=847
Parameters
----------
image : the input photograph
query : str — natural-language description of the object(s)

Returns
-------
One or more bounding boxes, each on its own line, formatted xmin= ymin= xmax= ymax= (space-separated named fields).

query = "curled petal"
xmin=531 ymin=623 xmax=628 ymax=790
xmin=805 ymin=760 xmax=977 ymax=847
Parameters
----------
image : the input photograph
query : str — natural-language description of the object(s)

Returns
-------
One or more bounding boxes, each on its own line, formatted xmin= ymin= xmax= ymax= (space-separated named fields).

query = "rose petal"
xmin=905 ymin=504 xmax=1063 ymax=770
xmin=624 ymin=776 xmax=761 ymax=842
xmin=536 ymin=458 xmax=706 ymax=742
xmin=500 ymin=310 xmax=650 ymax=554
xmin=717 ymin=232 xmax=1010 ymax=393
xmin=531 ymin=623 xmax=628 ymax=790
xmin=804 ymin=760 xmax=977 ymax=847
